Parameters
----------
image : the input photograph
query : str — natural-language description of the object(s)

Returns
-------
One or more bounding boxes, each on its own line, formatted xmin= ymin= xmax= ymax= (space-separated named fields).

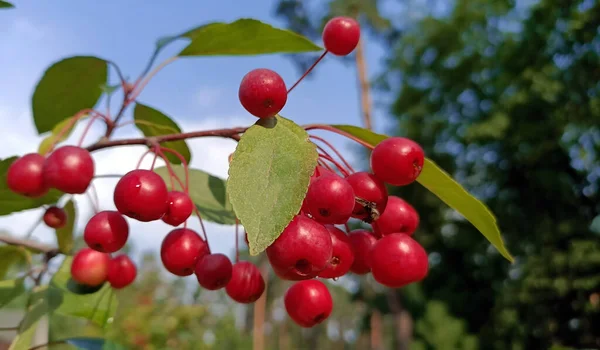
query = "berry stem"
xmin=159 ymin=147 xmax=190 ymax=192
xmin=310 ymin=135 xmax=355 ymax=173
xmin=23 ymin=214 xmax=43 ymax=239
xmin=235 ymin=218 xmax=240 ymax=263
xmin=344 ymin=223 xmax=351 ymax=233
xmin=287 ymin=51 xmax=329 ymax=94
xmin=318 ymin=153 xmax=350 ymax=177
xmin=77 ymin=114 xmax=107 ymax=147
xmin=136 ymin=148 xmax=154 ymax=169
xmin=47 ymin=109 xmax=109 ymax=154
xmin=193 ymin=206 xmax=211 ymax=253
xmin=153 ymin=147 xmax=186 ymax=191
xmin=87 ymin=184 xmax=100 ymax=214
xmin=304 ymin=124 xmax=375 ymax=150
xmin=129 ymin=56 xmax=178 ymax=103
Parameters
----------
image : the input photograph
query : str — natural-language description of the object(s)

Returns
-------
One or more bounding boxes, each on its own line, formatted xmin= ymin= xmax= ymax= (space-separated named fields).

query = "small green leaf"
xmin=330 ymin=125 xmax=514 ymax=262
xmin=51 ymin=257 xmax=117 ymax=327
xmin=228 ymin=116 xmax=318 ymax=255
xmin=0 ymin=278 xmax=25 ymax=308
xmin=178 ymin=18 xmax=322 ymax=56
xmin=0 ymin=245 xmax=31 ymax=280
xmin=38 ymin=115 xmax=83 ymax=155
xmin=0 ymin=157 xmax=63 ymax=216
xmin=0 ymin=1 xmax=14 ymax=9
xmin=154 ymin=165 xmax=236 ymax=225
xmin=32 ymin=56 xmax=108 ymax=134
xmin=55 ymin=200 xmax=76 ymax=254
xmin=133 ymin=103 xmax=191 ymax=165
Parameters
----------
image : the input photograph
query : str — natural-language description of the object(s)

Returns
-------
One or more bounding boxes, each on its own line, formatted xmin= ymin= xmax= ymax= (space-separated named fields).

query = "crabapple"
xmin=266 ymin=215 xmax=332 ymax=280
xmin=369 ymin=233 xmax=429 ymax=288
xmin=70 ymin=248 xmax=110 ymax=287
xmin=303 ymin=175 xmax=355 ymax=224
xmin=318 ymin=225 xmax=355 ymax=279
xmin=107 ymin=255 xmax=137 ymax=289
xmin=195 ymin=253 xmax=233 ymax=290
xmin=322 ymin=16 xmax=361 ymax=56
xmin=347 ymin=229 xmax=378 ymax=274
xmin=114 ymin=169 xmax=169 ymax=222
xmin=284 ymin=280 xmax=333 ymax=328
xmin=372 ymin=196 xmax=420 ymax=236
xmin=160 ymin=228 xmax=209 ymax=276
xmin=345 ymin=172 xmax=388 ymax=221
xmin=226 ymin=261 xmax=265 ymax=304
xmin=43 ymin=146 xmax=94 ymax=194
xmin=370 ymin=137 xmax=425 ymax=186
xmin=6 ymin=153 xmax=49 ymax=197
xmin=162 ymin=191 xmax=194 ymax=226
xmin=83 ymin=210 xmax=129 ymax=253
xmin=43 ymin=206 xmax=67 ymax=228
xmin=238 ymin=68 xmax=287 ymax=118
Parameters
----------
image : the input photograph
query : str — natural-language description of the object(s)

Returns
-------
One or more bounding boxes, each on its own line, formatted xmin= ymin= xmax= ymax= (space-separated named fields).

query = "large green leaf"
xmin=330 ymin=124 xmax=514 ymax=263
xmin=32 ymin=56 xmax=107 ymax=133
xmin=50 ymin=257 xmax=117 ymax=327
xmin=0 ymin=1 xmax=14 ymax=9
xmin=133 ymin=103 xmax=191 ymax=165
xmin=228 ymin=116 xmax=318 ymax=255
xmin=0 ymin=245 xmax=30 ymax=280
xmin=0 ymin=157 xmax=63 ymax=216
xmin=38 ymin=115 xmax=83 ymax=156
xmin=55 ymin=200 xmax=76 ymax=254
xmin=178 ymin=18 xmax=322 ymax=56
xmin=154 ymin=166 xmax=236 ymax=225
xmin=0 ymin=278 xmax=25 ymax=308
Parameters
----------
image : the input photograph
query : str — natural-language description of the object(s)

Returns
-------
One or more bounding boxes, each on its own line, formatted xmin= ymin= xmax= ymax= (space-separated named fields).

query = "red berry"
xmin=195 ymin=253 xmax=233 ymax=290
xmin=238 ymin=68 xmax=287 ymax=118
xmin=6 ymin=153 xmax=49 ymax=197
xmin=284 ymin=280 xmax=333 ymax=328
xmin=43 ymin=206 xmax=67 ymax=229
xmin=301 ymin=166 xmax=340 ymax=213
xmin=266 ymin=215 xmax=332 ymax=280
xmin=70 ymin=248 xmax=110 ymax=287
xmin=369 ymin=233 xmax=429 ymax=288
xmin=107 ymin=255 xmax=137 ymax=289
xmin=43 ymin=146 xmax=94 ymax=194
xmin=303 ymin=175 xmax=355 ymax=224
xmin=160 ymin=228 xmax=209 ymax=276
xmin=226 ymin=261 xmax=265 ymax=304
xmin=370 ymin=137 xmax=425 ymax=186
xmin=114 ymin=169 xmax=169 ymax=222
xmin=372 ymin=196 xmax=420 ymax=236
xmin=347 ymin=229 xmax=378 ymax=274
xmin=84 ymin=210 xmax=129 ymax=253
xmin=318 ymin=225 xmax=355 ymax=279
xmin=322 ymin=17 xmax=361 ymax=56
xmin=162 ymin=191 xmax=194 ymax=226
xmin=345 ymin=172 xmax=388 ymax=221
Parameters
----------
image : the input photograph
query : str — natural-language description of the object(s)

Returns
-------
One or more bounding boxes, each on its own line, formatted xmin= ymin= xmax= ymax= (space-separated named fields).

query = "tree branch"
xmin=0 ymin=234 xmax=59 ymax=255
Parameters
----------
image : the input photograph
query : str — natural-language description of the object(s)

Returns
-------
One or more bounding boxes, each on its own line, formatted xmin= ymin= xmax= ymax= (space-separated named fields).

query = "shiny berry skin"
xmin=114 ymin=169 xmax=169 ymax=222
xmin=43 ymin=206 xmax=67 ymax=228
xmin=161 ymin=191 xmax=194 ymax=226
xmin=301 ymin=166 xmax=339 ymax=213
xmin=369 ymin=233 xmax=429 ymax=288
xmin=372 ymin=196 xmax=420 ymax=237
xmin=238 ymin=68 xmax=287 ymax=118
xmin=160 ymin=228 xmax=209 ymax=276
xmin=345 ymin=172 xmax=388 ymax=221
xmin=70 ymin=248 xmax=110 ymax=287
xmin=284 ymin=280 xmax=333 ymax=328
xmin=107 ymin=255 xmax=137 ymax=289
xmin=370 ymin=137 xmax=425 ymax=186
xmin=266 ymin=215 xmax=332 ymax=280
xmin=43 ymin=146 xmax=94 ymax=194
xmin=322 ymin=17 xmax=361 ymax=56
xmin=195 ymin=253 xmax=233 ymax=290
xmin=318 ymin=225 xmax=355 ymax=279
xmin=226 ymin=261 xmax=265 ymax=304
xmin=84 ymin=210 xmax=129 ymax=253
xmin=6 ymin=153 xmax=49 ymax=197
xmin=303 ymin=175 xmax=355 ymax=224
xmin=347 ymin=229 xmax=378 ymax=274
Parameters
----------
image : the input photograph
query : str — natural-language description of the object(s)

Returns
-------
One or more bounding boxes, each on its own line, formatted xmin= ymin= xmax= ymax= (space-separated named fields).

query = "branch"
xmin=0 ymin=234 xmax=59 ymax=255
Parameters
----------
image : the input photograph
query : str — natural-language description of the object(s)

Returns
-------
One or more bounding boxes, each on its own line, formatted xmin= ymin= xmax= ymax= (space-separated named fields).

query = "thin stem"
xmin=235 ymin=218 xmax=240 ymax=263
xmin=94 ymin=174 xmax=124 ymax=179
xmin=47 ymin=109 xmax=107 ymax=154
xmin=318 ymin=153 xmax=350 ymax=177
xmin=154 ymin=147 xmax=185 ymax=190
xmin=129 ymin=56 xmax=178 ymax=103
xmin=107 ymin=60 xmax=126 ymax=86
xmin=317 ymin=158 xmax=336 ymax=173
xmin=24 ymin=213 xmax=44 ymax=239
xmin=287 ymin=51 xmax=328 ymax=94
xmin=310 ymin=135 xmax=355 ymax=173
xmin=0 ymin=234 xmax=59 ymax=255
xmin=304 ymin=124 xmax=375 ymax=150
xmin=149 ymin=146 xmax=160 ymax=171
xmin=193 ymin=207 xmax=210 ymax=253
xmin=77 ymin=114 xmax=106 ymax=147
xmin=0 ymin=326 xmax=18 ymax=331
xmin=159 ymin=147 xmax=189 ymax=192
xmin=87 ymin=184 xmax=100 ymax=214
xmin=315 ymin=144 xmax=351 ymax=176
xmin=136 ymin=148 xmax=155 ymax=169
xmin=344 ymin=223 xmax=351 ymax=233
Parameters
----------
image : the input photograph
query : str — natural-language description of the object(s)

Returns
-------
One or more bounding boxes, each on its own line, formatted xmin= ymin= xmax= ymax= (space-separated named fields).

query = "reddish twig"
xmin=287 ymin=51 xmax=328 ymax=94
xmin=310 ymin=135 xmax=355 ymax=173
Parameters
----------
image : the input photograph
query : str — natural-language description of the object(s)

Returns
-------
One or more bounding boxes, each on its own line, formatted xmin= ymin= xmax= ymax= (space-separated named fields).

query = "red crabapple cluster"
xmin=5 ymin=16 xmax=429 ymax=328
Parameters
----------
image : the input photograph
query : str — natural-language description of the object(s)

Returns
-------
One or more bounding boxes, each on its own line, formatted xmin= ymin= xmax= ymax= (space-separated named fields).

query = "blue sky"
xmin=0 ymin=1 xmax=393 ymax=273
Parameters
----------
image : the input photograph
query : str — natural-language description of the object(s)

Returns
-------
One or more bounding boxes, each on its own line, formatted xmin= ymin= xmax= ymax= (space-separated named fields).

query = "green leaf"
xmin=133 ymin=103 xmax=191 ymax=165
xmin=38 ymin=115 xmax=82 ymax=156
xmin=0 ymin=1 xmax=14 ymax=9
xmin=178 ymin=18 xmax=322 ymax=56
xmin=32 ymin=56 xmax=108 ymax=134
xmin=330 ymin=125 xmax=514 ymax=262
xmin=51 ymin=257 xmax=117 ymax=327
xmin=0 ymin=245 xmax=31 ymax=280
xmin=0 ymin=278 xmax=25 ymax=308
xmin=228 ymin=116 xmax=318 ymax=255
xmin=55 ymin=200 xmax=76 ymax=254
xmin=0 ymin=157 xmax=63 ymax=216
xmin=65 ymin=337 xmax=127 ymax=350
xmin=154 ymin=166 xmax=236 ymax=225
